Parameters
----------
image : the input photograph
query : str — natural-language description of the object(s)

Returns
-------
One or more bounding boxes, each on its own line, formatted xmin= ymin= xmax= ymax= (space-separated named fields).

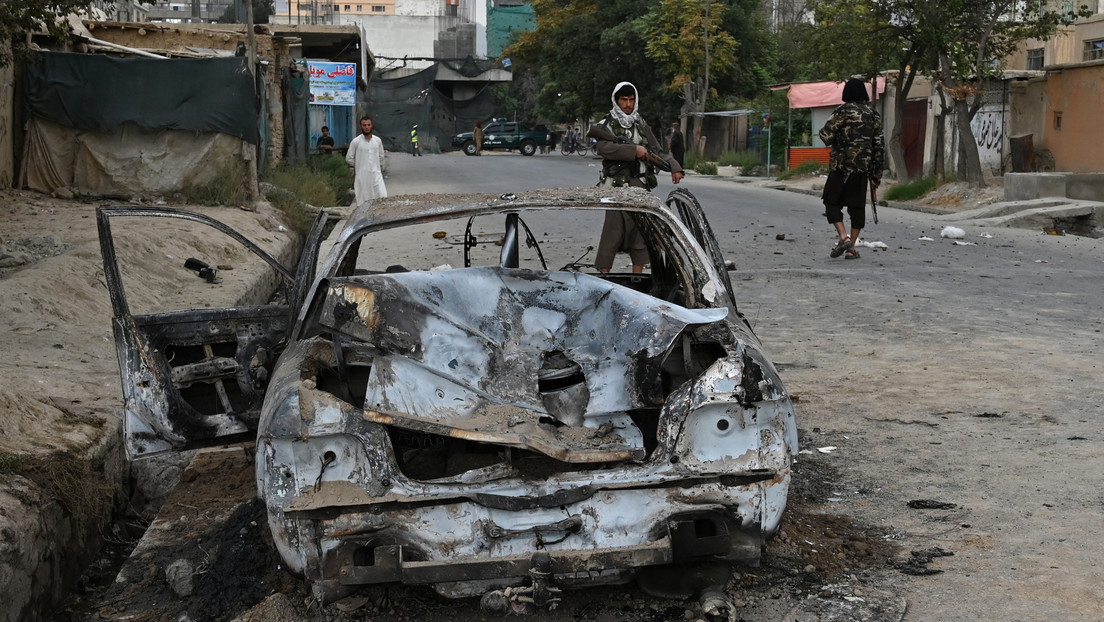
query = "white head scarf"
xmin=609 ymin=81 xmax=641 ymax=129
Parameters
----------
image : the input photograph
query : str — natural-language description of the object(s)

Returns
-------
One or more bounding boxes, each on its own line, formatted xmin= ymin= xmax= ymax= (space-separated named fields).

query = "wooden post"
xmin=245 ymin=0 xmax=261 ymax=209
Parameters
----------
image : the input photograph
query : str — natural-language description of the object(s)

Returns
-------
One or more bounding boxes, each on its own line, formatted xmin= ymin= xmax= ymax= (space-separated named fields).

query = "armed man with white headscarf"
xmin=591 ymin=82 xmax=683 ymax=273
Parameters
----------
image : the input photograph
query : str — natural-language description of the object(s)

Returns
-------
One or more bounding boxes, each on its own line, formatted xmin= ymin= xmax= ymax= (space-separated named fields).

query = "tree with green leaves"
xmin=810 ymin=0 xmax=1085 ymax=185
xmin=507 ymin=0 xmax=771 ymax=137
xmin=508 ymin=0 xmax=663 ymax=124
xmin=0 ymin=0 xmax=96 ymax=68
xmin=927 ymin=0 xmax=1087 ymax=185
xmin=807 ymin=0 xmax=934 ymax=180
xmin=639 ymin=0 xmax=739 ymax=155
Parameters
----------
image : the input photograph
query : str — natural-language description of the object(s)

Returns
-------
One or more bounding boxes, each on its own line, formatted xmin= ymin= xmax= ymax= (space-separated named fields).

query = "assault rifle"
xmin=870 ymin=179 xmax=879 ymax=224
xmin=586 ymin=124 xmax=672 ymax=173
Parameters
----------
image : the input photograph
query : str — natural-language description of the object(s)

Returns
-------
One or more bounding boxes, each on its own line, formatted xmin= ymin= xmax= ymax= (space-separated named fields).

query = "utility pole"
xmin=698 ymin=0 xmax=711 ymax=156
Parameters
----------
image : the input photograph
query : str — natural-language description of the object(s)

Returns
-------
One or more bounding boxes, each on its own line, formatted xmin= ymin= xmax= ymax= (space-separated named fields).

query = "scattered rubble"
xmin=0 ymin=235 xmax=67 ymax=270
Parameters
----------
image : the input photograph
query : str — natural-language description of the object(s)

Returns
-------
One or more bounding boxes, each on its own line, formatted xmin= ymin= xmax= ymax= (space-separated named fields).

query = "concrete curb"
xmin=758 ymin=179 xmax=1104 ymax=228
xmin=759 ymin=181 xmax=959 ymax=215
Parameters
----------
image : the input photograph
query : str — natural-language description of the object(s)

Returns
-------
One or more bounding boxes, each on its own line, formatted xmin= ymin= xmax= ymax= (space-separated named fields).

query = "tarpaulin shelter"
xmin=777 ymin=77 xmax=887 ymax=109
xmin=366 ymin=57 xmax=500 ymax=154
xmin=21 ymin=52 xmax=259 ymax=196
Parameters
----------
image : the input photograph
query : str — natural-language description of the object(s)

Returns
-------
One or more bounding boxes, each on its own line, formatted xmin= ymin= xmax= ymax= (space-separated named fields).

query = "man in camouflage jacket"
xmin=819 ymin=78 xmax=885 ymax=259
xmin=593 ymin=82 xmax=683 ymax=272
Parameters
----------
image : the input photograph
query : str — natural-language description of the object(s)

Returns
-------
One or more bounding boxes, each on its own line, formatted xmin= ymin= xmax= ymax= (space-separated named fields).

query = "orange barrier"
xmin=788 ymin=147 xmax=831 ymax=168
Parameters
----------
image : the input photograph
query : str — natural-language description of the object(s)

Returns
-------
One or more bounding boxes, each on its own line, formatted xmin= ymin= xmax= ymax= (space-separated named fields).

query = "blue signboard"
xmin=307 ymin=61 xmax=356 ymax=107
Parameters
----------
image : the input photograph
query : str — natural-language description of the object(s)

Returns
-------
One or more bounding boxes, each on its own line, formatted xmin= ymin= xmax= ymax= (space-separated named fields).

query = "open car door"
xmin=97 ymin=206 xmax=329 ymax=458
xmin=664 ymin=188 xmax=739 ymax=312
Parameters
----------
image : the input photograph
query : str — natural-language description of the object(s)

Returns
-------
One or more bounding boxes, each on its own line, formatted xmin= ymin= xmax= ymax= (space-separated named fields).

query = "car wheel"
xmin=520 ymin=141 xmax=536 ymax=156
xmin=463 ymin=141 xmax=477 ymax=156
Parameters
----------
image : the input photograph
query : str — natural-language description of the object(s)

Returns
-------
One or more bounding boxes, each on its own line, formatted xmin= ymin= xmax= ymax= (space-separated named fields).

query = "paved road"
xmin=383 ymin=152 xmax=1104 ymax=621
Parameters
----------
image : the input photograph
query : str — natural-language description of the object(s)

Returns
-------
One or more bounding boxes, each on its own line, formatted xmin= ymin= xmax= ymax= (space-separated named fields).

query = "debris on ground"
xmin=855 ymin=240 xmax=888 ymax=250
xmin=0 ymin=235 xmax=68 ymax=270
xmin=892 ymin=547 xmax=955 ymax=576
xmin=906 ymin=499 xmax=958 ymax=510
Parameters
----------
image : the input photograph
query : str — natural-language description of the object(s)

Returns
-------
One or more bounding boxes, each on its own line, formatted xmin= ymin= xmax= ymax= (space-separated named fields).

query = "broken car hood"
xmin=307 ymin=267 xmax=728 ymax=461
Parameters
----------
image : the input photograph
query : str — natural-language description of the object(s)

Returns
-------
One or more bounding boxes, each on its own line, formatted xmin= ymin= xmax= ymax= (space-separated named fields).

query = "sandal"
xmin=845 ymin=249 xmax=860 ymax=260
xmin=830 ymin=237 xmax=853 ymax=258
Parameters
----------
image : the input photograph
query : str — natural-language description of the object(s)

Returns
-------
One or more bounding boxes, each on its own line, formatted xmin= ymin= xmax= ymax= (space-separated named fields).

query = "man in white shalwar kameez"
xmin=346 ymin=116 xmax=387 ymax=206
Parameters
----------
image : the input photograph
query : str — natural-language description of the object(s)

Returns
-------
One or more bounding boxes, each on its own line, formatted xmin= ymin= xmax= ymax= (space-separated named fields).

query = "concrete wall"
xmin=395 ymin=0 xmax=438 ymax=16
xmin=1005 ymin=172 xmax=1104 ymax=201
xmin=1008 ymin=78 xmax=1048 ymax=156
xmin=969 ymin=102 xmax=1006 ymax=176
xmin=349 ymin=14 xmax=470 ymax=71
xmin=1042 ymin=61 xmax=1104 ymax=173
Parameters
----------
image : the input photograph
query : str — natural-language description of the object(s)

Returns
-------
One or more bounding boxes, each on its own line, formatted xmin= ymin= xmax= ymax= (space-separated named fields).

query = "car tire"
xmin=463 ymin=141 xmax=477 ymax=156
xmin=520 ymin=140 xmax=537 ymax=156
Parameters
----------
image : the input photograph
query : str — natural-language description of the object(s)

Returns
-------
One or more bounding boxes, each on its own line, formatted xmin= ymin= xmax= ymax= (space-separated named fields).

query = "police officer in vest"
xmin=593 ymin=82 xmax=683 ymax=273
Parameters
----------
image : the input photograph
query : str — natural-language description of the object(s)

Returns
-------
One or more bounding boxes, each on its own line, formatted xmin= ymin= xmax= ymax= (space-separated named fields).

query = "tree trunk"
xmin=701 ymin=0 xmax=710 ymax=156
xmin=887 ymin=72 xmax=909 ymax=180
xmin=939 ymin=52 xmax=984 ymax=187
xmin=954 ymin=97 xmax=984 ymax=187
xmin=932 ymin=110 xmax=945 ymax=181
xmin=931 ymin=85 xmax=950 ymax=181
xmin=684 ymin=80 xmax=704 ymax=157
xmin=245 ymin=0 xmax=261 ymax=207
xmin=887 ymin=122 xmax=907 ymax=180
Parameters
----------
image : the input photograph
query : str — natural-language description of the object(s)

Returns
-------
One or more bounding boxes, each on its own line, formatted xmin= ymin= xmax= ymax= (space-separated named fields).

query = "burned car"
xmin=98 ymin=188 xmax=797 ymax=613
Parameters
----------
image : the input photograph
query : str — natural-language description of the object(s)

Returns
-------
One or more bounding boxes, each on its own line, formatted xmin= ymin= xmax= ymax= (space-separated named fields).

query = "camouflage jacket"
xmin=818 ymin=102 xmax=884 ymax=178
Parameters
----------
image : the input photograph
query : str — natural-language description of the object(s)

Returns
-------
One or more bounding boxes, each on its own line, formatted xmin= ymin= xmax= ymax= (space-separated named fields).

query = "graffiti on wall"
xmin=971 ymin=105 xmax=1004 ymax=171
xmin=944 ymin=104 xmax=1005 ymax=174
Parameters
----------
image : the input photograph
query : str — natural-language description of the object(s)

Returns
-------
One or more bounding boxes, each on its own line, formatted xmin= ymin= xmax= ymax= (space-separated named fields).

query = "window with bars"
xmin=1026 ymin=48 xmax=1044 ymax=70
xmin=1084 ymin=39 xmax=1104 ymax=61
xmin=372 ymin=4 xmax=385 ymax=11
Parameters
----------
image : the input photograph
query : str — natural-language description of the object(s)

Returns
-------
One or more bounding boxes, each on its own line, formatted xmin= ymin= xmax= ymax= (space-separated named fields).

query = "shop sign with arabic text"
xmin=307 ymin=61 xmax=356 ymax=106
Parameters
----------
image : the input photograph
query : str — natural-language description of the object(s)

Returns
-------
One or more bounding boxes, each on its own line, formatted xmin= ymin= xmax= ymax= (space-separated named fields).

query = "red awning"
xmin=772 ymin=78 xmax=887 ymax=109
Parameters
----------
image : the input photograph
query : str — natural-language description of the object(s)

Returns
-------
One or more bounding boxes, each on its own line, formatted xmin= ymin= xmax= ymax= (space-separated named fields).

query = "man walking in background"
xmin=346 ymin=116 xmax=387 ymax=206
xmin=820 ymin=78 xmax=884 ymax=260
xmin=411 ymin=124 xmax=422 ymax=156
xmin=474 ymin=121 xmax=484 ymax=156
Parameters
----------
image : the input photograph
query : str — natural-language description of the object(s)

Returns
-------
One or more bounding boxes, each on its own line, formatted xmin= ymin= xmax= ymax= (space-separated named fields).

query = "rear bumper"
xmin=338 ymin=539 xmax=674 ymax=586
xmin=283 ymin=480 xmax=780 ymax=602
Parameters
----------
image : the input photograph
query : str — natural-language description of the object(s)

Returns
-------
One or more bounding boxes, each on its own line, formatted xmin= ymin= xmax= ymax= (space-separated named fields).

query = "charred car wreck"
xmin=98 ymin=188 xmax=798 ymax=614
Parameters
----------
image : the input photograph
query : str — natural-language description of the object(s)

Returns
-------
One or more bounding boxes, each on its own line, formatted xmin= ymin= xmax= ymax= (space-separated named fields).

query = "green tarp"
xmin=25 ymin=52 xmax=258 ymax=144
